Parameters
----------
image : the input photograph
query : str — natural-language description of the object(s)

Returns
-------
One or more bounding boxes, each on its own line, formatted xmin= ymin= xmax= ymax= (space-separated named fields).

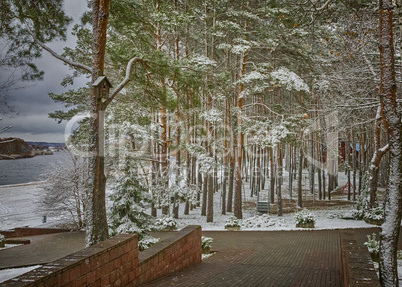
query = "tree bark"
xmin=277 ymin=145 xmax=283 ymax=216
xmin=160 ymin=106 xmax=169 ymax=215
xmin=201 ymin=173 xmax=207 ymax=216
xmin=367 ymin=106 xmax=389 ymax=209
xmin=297 ymin=144 xmax=303 ymax=208
xmin=234 ymin=50 xmax=246 ymax=220
xmin=86 ymin=0 xmax=111 ymax=247
xmin=173 ymin=109 xmax=180 ymax=219
xmin=184 ymin=121 xmax=191 ymax=216
xmin=227 ymin=141 xmax=235 ymax=212
xmin=378 ymin=1 xmax=402 ymax=285
xmin=270 ymin=148 xmax=275 ymax=204
xmin=352 ymin=129 xmax=357 ymax=202
xmin=347 ymin=131 xmax=351 ymax=201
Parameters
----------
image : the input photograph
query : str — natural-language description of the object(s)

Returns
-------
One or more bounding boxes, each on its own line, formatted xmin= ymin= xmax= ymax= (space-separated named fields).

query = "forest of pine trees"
xmin=1 ymin=0 xmax=402 ymax=285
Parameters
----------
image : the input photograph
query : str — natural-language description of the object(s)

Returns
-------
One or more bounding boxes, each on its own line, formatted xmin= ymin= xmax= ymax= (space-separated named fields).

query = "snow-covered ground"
xmin=155 ymin=170 xmax=373 ymax=231
xmin=0 ymin=265 xmax=41 ymax=283
xmin=0 ymin=173 xmax=373 ymax=232
xmin=165 ymin=183 xmax=373 ymax=231
xmin=0 ymin=244 xmax=22 ymax=251
xmin=174 ymin=205 xmax=373 ymax=231
xmin=0 ymin=182 xmax=70 ymax=230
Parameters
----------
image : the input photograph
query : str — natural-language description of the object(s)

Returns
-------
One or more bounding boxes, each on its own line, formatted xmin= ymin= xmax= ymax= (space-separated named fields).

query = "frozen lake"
xmin=0 ymin=152 xmax=68 ymax=185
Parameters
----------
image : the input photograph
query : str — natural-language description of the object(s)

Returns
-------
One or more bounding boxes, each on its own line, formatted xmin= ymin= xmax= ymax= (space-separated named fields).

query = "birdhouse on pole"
xmin=92 ymin=76 xmax=112 ymax=102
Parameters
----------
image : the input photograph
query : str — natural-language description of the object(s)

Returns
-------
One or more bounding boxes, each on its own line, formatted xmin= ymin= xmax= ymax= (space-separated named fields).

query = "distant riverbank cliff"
xmin=0 ymin=138 xmax=63 ymax=160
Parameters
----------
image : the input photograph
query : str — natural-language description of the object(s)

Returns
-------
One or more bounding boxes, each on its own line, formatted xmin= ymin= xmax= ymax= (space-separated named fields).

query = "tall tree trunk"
xmin=207 ymin=172 xmax=214 ymax=222
xmin=277 ymin=145 xmax=283 ymax=216
xmin=184 ymin=121 xmax=191 ymax=216
xmin=297 ymin=143 xmax=303 ymax=208
xmin=86 ymin=0 xmax=111 ymax=247
xmin=204 ymin=1 xmax=214 ymax=223
xmin=322 ymin=169 xmax=326 ymax=200
xmin=234 ymin=52 xmax=246 ymax=219
xmin=378 ymin=1 xmax=402 ymax=285
xmin=227 ymin=140 xmax=235 ymax=212
xmin=155 ymin=1 xmax=169 ymax=215
xmin=173 ymin=3 xmax=180 ymax=219
xmin=151 ymin=114 xmax=158 ymax=217
xmin=347 ymin=131 xmax=352 ymax=201
xmin=197 ymin=162 xmax=202 ymax=208
xmin=160 ymin=106 xmax=169 ymax=215
xmin=367 ymin=106 xmax=389 ymax=209
xmin=329 ymin=174 xmax=333 ymax=200
xmin=256 ymin=146 xmax=261 ymax=196
xmin=270 ymin=148 xmax=275 ymax=204
xmin=201 ymin=173 xmax=207 ymax=216
xmin=173 ymin=108 xmax=180 ymax=219
xmin=250 ymin=145 xmax=255 ymax=197
xmin=358 ymin=129 xmax=365 ymax=195
xmin=222 ymin=100 xmax=229 ymax=215
xmin=310 ymin=132 xmax=315 ymax=201
xmin=352 ymin=130 xmax=357 ymax=202
xmin=234 ymin=104 xmax=243 ymax=219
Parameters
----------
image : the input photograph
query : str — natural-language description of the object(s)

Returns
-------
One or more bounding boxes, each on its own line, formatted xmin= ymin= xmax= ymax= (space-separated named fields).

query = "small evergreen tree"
xmin=108 ymin=155 xmax=157 ymax=250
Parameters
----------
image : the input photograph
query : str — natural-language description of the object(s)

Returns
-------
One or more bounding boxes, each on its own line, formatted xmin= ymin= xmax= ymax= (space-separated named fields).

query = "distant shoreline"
xmin=0 ymin=181 xmax=45 ymax=188
xmin=0 ymin=154 xmax=35 ymax=160
xmin=0 ymin=151 xmax=54 ymax=160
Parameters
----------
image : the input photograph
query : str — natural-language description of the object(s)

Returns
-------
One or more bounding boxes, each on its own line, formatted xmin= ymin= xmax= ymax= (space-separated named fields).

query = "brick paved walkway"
xmin=143 ymin=230 xmax=342 ymax=287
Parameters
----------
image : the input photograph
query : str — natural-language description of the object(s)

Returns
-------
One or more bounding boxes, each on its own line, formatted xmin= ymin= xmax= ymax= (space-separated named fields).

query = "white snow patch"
xmin=0 ymin=244 xmax=23 ymax=251
xmin=202 ymin=253 xmax=215 ymax=260
xmin=172 ymin=189 xmax=374 ymax=231
xmin=0 ymin=265 xmax=41 ymax=283
xmin=0 ymin=183 xmax=72 ymax=230
xmin=271 ymin=67 xmax=310 ymax=92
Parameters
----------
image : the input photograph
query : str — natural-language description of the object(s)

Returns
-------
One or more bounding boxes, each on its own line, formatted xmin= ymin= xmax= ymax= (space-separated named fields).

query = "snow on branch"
xmin=379 ymin=144 xmax=390 ymax=155
xmin=189 ymin=55 xmax=217 ymax=69
xmin=242 ymin=103 xmax=281 ymax=116
xmin=262 ymin=123 xmax=293 ymax=148
xmin=271 ymin=67 xmax=310 ymax=93
xmin=200 ymin=108 xmax=223 ymax=123
xmin=241 ymin=71 xmax=266 ymax=84
xmin=313 ymin=0 xmax=332 ymax=11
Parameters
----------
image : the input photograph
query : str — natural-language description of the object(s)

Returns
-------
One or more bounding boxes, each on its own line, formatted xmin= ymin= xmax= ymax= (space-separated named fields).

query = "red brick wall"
xmin=2 ymin=225 xmax=201 ymax=286
xmin=135 ymin=225 xmax=202 ymax=285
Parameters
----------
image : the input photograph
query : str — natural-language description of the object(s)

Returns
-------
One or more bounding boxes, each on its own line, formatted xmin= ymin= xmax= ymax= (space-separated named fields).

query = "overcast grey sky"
xmin=0 ymin=1 xmax=89 ymax=143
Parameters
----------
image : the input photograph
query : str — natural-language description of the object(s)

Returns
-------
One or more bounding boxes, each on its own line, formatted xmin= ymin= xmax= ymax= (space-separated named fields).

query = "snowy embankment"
xmin=0 ymin=182 xmax=70 ymax=231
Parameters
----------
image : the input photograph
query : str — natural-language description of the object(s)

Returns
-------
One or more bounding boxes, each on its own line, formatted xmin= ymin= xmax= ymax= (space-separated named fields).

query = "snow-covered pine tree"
xmin=108 ymin=155 xmax=157 ymax=251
